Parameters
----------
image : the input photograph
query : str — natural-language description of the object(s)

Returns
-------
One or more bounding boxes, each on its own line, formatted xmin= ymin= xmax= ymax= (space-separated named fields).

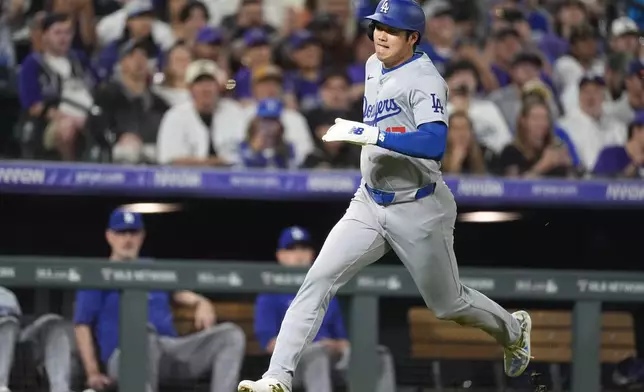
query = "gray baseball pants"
xmin=0 ymin=314 xmax=73 ymax=392
xmin=107 ymin=323 xmax=245 ymax=392
xmin=265 ymin=181 xmax=521 ymax=388
xmin=293 ymin=342 xmax=395 ymax=392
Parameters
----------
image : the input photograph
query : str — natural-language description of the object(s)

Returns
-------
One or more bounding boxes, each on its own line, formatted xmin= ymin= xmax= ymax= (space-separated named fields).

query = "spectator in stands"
xmin=242 ymin=65 xmax=314 ymax=166
xmin=442 ymin=111 xmax=487 ymax=174
xmin=233 ymin=28 xmax=274 ymax=105
xmin=301 ymin=109 xmax=360 ymax=169
xmin=254 ymin=226 xmax=396 ymax=392
xmin=96 ymin=0 xmax=174 ymax=50
xmin=0 ymin=287 xmax=74 ymax=392
xmin=221 ymin=0 xmax=276 ymax=41
xmin=48 ymin=0 xmax=96 ymax=52
xmin=193 ymin=26 xmax=225 ymax=65
xmin=499 ymin=97 xmax=573 ymax=177
xmin=171 ymin=1 xmax=209 ymax=46
xmin=489 ymin=51 xmax=559 ymax=129
xmin=307 ymin=13 xmax=351 ymax=69
xmin=418 ymin=3 xmax=455 ymax=75
xmin=559 ymin=75 xmax=627 ymax=171
xmin=87 ymin=39 xmax=169 ymax=163
xmin=489 ymin=28 xmax=523 ymax=88
xmin=594 ymin=111 xmax=644 ymax=178
xmin=562 ymin=53 xmax=630 ymax=114
xmin=444 ymin=60 xmax=512 ymax=158
xmin=95 ymin=3 xmax=164 ymax=82
xmin=303 ymin=69 xmax=354 ymax=120
xmin=286 ymin=30 xmax=325 ymax=111
xmin=491 ymin=7 xmax=533 ymax=48
xmin=152 ymin=42 xmax=193 ymax=106
xmin=609 ymin=17 xmax=640 ymax=58
xmin=74 ymin=209 xmax=245 ymax=392
xmin=18 ymin=13 xmax=96 ymax=161
xmin=157 ymin=59 xmax=245 ymax=165
xmin=346 ymin=25 xmax=374 ymax=102
xmin=553 ymin=24 xmax=604 ymax=99
xmin=605 ymin=60 xmax=644 ymax=126
xmin=239 ymin=98 xmax=294 ymax=169
xmin=0 ymin=0 xmax=28 ymax=67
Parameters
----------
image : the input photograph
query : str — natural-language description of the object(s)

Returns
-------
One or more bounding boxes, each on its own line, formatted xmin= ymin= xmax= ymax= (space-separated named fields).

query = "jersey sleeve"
xmin=409 ymin=75 xmax=449 ymax=128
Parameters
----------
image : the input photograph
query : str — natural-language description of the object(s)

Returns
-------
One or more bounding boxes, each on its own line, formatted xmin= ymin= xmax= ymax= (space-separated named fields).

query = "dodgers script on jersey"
xmin=361 ymin=52 xmax=449 ymax=191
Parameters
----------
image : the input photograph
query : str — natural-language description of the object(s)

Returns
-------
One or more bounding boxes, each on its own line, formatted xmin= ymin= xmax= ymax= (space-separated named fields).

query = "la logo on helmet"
xmin=380 ymin=0 xmax=389 ymax=13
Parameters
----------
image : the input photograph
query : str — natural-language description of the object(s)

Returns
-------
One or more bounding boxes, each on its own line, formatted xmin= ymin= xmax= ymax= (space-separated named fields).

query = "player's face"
xmin=106 ymin=230 xmax=145 ymax=260
xmin=372 ymin=23 xmax=416 ymax=67
xmin=277 ymin=246 xmax=315 ymax=267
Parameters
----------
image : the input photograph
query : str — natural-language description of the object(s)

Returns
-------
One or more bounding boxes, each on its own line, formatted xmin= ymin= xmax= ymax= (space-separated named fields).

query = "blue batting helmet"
xmin=365 ymin=0 xmax=426 ymax=42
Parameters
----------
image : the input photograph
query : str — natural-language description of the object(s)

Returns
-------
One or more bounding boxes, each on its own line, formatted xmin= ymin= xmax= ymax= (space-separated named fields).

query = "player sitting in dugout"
xmin=254 ymin=226 xmax=396 ymax=392
xmin=73 ymin=209 xmax=245 ymax=392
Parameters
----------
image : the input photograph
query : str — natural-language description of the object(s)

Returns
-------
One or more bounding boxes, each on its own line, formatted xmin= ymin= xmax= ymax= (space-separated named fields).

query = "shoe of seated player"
xmin=238 ymin=377 xmax=290 ymax=392
xmin=504 ymin=310 xmax=533 ymax=377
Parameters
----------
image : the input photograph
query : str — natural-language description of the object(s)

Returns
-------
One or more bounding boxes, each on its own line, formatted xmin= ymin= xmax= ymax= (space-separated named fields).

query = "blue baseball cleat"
xmin=504 ymin=310 xmax=533 ymax=377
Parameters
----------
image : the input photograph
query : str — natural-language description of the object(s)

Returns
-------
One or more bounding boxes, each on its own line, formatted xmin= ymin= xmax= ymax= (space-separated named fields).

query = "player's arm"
xmin=375 ymin=121 xmax=447 ymax=160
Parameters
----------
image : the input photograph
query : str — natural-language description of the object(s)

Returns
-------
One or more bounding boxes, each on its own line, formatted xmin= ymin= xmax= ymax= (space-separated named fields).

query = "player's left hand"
xmin=322 ymin=118 xmax=380 ymax=146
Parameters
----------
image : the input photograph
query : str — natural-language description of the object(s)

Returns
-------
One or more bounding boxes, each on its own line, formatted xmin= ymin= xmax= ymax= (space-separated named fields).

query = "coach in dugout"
xmin=73 ymin=209 xmax=245 ymax=392
xmin=254 ymin=226 xmax=396 ymax=392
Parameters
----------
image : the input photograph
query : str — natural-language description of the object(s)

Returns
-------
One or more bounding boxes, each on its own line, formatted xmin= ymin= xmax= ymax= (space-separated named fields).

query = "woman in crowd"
xmin=153 ymin=42 xmax=193 ymax=106
xmin=498 ymin=97 xmax=573 ymax=177
xmin=442 ymin=111 xmax=487 ymax=175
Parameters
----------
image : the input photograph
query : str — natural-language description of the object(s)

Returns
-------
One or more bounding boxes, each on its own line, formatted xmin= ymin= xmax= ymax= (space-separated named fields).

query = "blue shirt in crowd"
xmin=254 ymin=294 xmax=347 ymax=350
xmin=74 ymin=289 xmax=177 ymax=363
xmin=594 ymin=146 xmax=641 ymax=177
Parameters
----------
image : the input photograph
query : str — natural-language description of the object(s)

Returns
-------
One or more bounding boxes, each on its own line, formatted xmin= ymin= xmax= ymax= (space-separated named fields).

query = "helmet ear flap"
xmin=367 ymin=21 xmax=375 ymax=41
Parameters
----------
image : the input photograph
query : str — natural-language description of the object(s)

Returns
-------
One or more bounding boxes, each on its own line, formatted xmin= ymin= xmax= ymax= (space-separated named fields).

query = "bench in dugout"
xmin=408 ymin=308 xmax=636 ymax=391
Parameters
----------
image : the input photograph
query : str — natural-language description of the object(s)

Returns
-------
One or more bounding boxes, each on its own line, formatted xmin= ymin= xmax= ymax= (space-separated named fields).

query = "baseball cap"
xmin=252 ymin=64 xmax=283 ymax=84
xmin=278 ymin=226 xmax=312 ymax=250
xmin=257 ymin=98 xmax=283 ymax=119
xmin=185 ymin=59 xmax=221 ymax=84
xmin=196 ymin=26 xmax=223 ymax=45
xmin=511 ymin=51 xmax=543 ymax=68
xmin=578 ymin=74 xmax=605 ymax=88
xmin=118 ymin=39 xmax=149 ymax=61
xmin=243 ymin=28 xmax=269 ymax=47
xmin=108 ymin=209 xmax=144 ymax=231
xmin=427 ymin=3 xmax=453 ymax=19
xmin=289 ymin=30 xmax=318 ymax=51
xmin=611 ymin=17 xmax=639 ymax=37
xmin=126 ymin=1 xmax=154 ymax=18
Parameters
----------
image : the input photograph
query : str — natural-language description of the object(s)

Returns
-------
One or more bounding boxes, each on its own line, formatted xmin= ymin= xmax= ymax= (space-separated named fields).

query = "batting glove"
xmin=322 ymin=118 xmax=380 ymax=146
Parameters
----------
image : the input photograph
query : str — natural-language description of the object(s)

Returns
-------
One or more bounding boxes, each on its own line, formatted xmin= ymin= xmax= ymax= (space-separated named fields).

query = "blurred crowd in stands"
xmin=0 ymin=0 xmax=643 ymax=178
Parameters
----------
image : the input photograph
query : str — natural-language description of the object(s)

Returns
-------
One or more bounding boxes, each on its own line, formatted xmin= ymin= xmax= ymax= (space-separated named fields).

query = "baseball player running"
xmin=239 ymin=1 xmax=532 ymax=391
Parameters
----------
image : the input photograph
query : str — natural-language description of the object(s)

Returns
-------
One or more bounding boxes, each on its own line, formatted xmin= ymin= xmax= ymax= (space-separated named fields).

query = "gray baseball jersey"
xmin=262 ymin=52 xmax=522 ymax=391
xmin=361 ymin=52 xmax=448 ymax=191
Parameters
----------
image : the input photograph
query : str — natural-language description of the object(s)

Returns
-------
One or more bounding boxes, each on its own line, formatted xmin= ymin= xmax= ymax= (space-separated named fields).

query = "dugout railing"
xmin=1 ymin=256 xmax=642 ymax=392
